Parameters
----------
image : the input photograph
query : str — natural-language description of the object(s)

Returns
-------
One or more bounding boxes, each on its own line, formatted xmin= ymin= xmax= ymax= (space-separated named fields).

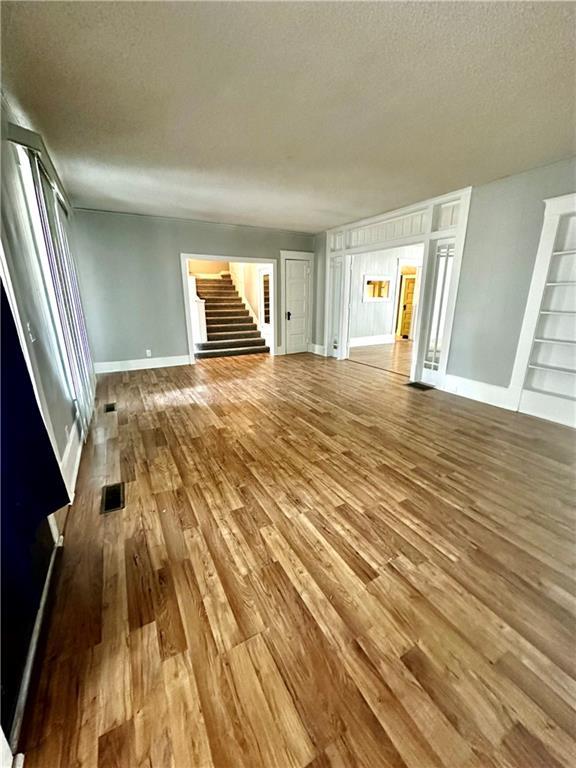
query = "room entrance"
xmin=181 ymin=256 xmax=275 ymax=361
xmin=347 ymin=244 xmax=423 ymax=376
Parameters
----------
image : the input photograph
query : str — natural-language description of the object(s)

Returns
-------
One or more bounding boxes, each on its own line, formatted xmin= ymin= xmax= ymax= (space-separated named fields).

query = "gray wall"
xmin=447 ymin=157 xmax=576 ymax=386
xmin=72 ymin=210 xmax=314 ymax=362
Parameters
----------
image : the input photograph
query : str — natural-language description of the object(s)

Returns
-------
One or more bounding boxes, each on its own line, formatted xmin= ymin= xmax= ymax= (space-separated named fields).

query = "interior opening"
xmin=184 ymin=258 xmax=274 ymax=360
xmin=348 ymin=243 xmax=424 ymax=376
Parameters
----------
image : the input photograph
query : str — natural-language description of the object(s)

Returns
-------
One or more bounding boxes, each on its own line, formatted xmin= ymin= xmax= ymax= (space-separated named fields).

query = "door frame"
xmin=324 ymin=187 xmax=472 ymax=384
xmin=257 ymin=264 xmax=274 ymax=350
xmin=280 ymin=250 xmax=314 ymax=354
xmin=181 ymin=253 xmax=277 ymax=361
xmin=340 ymin=243 xmax=426 ymax=377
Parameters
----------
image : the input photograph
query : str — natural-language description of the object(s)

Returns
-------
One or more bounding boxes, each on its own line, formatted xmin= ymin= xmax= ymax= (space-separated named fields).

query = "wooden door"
xmin=400 ymin=277 xmax=416 ymax=337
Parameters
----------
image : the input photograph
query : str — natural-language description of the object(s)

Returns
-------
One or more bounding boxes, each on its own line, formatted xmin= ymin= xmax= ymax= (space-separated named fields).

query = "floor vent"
xmin=101 ymin=482 xmax=125 ymax=514
xmin=406 ymin=381 xmax=434 ymax=391
xmin=104 ymin=402 xmax=116 ymax=413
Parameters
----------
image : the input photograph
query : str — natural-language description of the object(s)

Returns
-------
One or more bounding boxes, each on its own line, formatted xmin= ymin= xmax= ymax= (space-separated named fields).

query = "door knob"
xmin=287 ymin=311 xmax=291 ymax=320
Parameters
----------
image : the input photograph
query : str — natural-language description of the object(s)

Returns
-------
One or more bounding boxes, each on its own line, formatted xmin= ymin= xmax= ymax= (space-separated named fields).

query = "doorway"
xmin=348 ymin=244 xmax=423 ymax=376
xmin=181 ymin=255 xmax=276 ymax=361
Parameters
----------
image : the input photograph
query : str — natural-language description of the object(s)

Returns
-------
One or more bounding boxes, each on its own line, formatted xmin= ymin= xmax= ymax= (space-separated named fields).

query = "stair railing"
xmin=189 ymin=275 xmax=207 ymax=344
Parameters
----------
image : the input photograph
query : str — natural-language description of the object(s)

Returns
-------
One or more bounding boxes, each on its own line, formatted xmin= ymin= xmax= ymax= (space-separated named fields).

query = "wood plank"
xmin=21 ymin=355 xmax=576 ymax=768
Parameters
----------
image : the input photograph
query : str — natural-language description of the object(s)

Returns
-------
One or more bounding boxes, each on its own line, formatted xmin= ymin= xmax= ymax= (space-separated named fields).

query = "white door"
xmin=420 ymin=239 xmax=456 ymax=385
xmin=286 ymin=259 xmax=311 ymax=353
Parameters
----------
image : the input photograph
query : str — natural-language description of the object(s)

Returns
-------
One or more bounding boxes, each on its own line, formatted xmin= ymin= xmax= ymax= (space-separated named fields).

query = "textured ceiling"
xmin=2 ymin=2 xmax=575 ymax=233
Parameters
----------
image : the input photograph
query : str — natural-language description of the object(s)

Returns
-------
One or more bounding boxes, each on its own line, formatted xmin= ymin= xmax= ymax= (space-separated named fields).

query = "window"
xmin=13 ymin=143 xmax=95 ymax=439
xmin=363 ymin=275 xmax=391 ymax=302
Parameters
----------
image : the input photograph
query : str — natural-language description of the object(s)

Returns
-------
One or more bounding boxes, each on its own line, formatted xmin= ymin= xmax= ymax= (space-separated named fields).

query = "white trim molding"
xmin=349 ymin=334 xmax=395 ymax=348
xmin=518 ymin=389 xmax=576 ymax=428
xmin=94 ymin=355 xmax=190 ymax=374
xmin=307 ymin=343 xmax=327 ymax=356
xmin=440 ymin=375 xmax=518 ymax=411
xmin=323 ymin=186 xmax=472 ymax=388
xmin=59 ymin=418 xmax=84 ymax=500
xmin=10 ymin=536 xmax=63 ymax=755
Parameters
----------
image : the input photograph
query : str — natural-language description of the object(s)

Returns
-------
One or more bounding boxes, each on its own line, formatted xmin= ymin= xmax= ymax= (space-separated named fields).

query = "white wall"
xmin=349 ymin=244 xmax=423 ymax=344
xmin=229 ymin=261 xmax=261 ymax=322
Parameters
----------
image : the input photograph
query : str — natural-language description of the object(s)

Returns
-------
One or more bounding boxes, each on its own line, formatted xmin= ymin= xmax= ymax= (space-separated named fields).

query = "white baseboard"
xmin=349 ymin=334 xmax=395 ymax=348
xmin=308 ymin=343 xmax=327 ymax=356
xmin=440 ymin=374 xmax=518 ymax=411
xmin=94 ymin=355 xmax=191 ymax=374
xmin=59 ymin=419 xmax=83 ymax=501
xmin=9 ymin=538 xmax=63 ymax=756
xmin=519 ymin=389 xmax=576 ymax=428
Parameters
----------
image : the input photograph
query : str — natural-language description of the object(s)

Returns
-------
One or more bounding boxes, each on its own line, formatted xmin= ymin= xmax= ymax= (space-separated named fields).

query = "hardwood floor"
xmin=349 ymin=341 xmax=413 ymax=376
xmin=22 ymin=353 xmax=576 ymax=768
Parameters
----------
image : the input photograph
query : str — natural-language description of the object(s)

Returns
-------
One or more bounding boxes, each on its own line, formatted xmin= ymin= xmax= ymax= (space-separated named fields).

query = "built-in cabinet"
xmin=512 ymin=193 xmax=576 ymax=427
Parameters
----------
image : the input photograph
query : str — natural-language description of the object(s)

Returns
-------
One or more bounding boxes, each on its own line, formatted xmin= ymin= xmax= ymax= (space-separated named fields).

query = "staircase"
xmin=194 ymin=273 xmax=270 ymax=359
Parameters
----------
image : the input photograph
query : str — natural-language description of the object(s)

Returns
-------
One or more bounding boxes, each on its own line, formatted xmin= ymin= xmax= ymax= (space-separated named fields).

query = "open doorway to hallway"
xmin=348 ymin=243 xmax=424 ymax=376
xmin=182 ymin=258 xmax=274 ymax=360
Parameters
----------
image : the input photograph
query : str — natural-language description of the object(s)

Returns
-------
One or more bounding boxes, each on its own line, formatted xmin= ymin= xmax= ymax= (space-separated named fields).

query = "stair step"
xmin=196 ymin=338 xmax=265 ymax=351
xmin=208 ymin=330 xmax=261 ymax=340
xmin=196 ymin=279 xmax=233 ymax=286
xmin=204 ymin=299 xmax=246 ymax=312
xmin=198 ymin=293 xmax=239 ymax=299
xmin=206 ymin=310 xmax=249 ymax=318
xmin=195 ymin=346 xmax=270 ymax=359
xmin=200 ymin=292 xmax=242 ymax=303
xmin=207 ymin=322 xmax=257 ymax=332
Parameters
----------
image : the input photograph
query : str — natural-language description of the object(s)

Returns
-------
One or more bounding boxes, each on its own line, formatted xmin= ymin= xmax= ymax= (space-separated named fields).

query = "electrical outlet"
xmin=145 ymin=349 xmax=152 ymax=358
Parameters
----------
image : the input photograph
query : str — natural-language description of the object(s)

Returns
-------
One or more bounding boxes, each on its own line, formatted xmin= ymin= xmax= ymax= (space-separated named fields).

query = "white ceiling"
xmin=2 ymin=2 xmax=574 ymax=233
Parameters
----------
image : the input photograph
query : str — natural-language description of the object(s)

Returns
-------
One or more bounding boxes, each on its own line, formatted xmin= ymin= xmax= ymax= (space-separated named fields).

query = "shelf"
xmin=534 ymin=338 xmax=576 ymax=346
xmin=553 ymin=249 xmax=576 ymax=257
xmin=528 ymin=363 xmax=576 ymax=375
xmin=546 ymin=281 xmax=576 ymax=286
xmin=540 ymin=310 xmax=576 ymax=315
